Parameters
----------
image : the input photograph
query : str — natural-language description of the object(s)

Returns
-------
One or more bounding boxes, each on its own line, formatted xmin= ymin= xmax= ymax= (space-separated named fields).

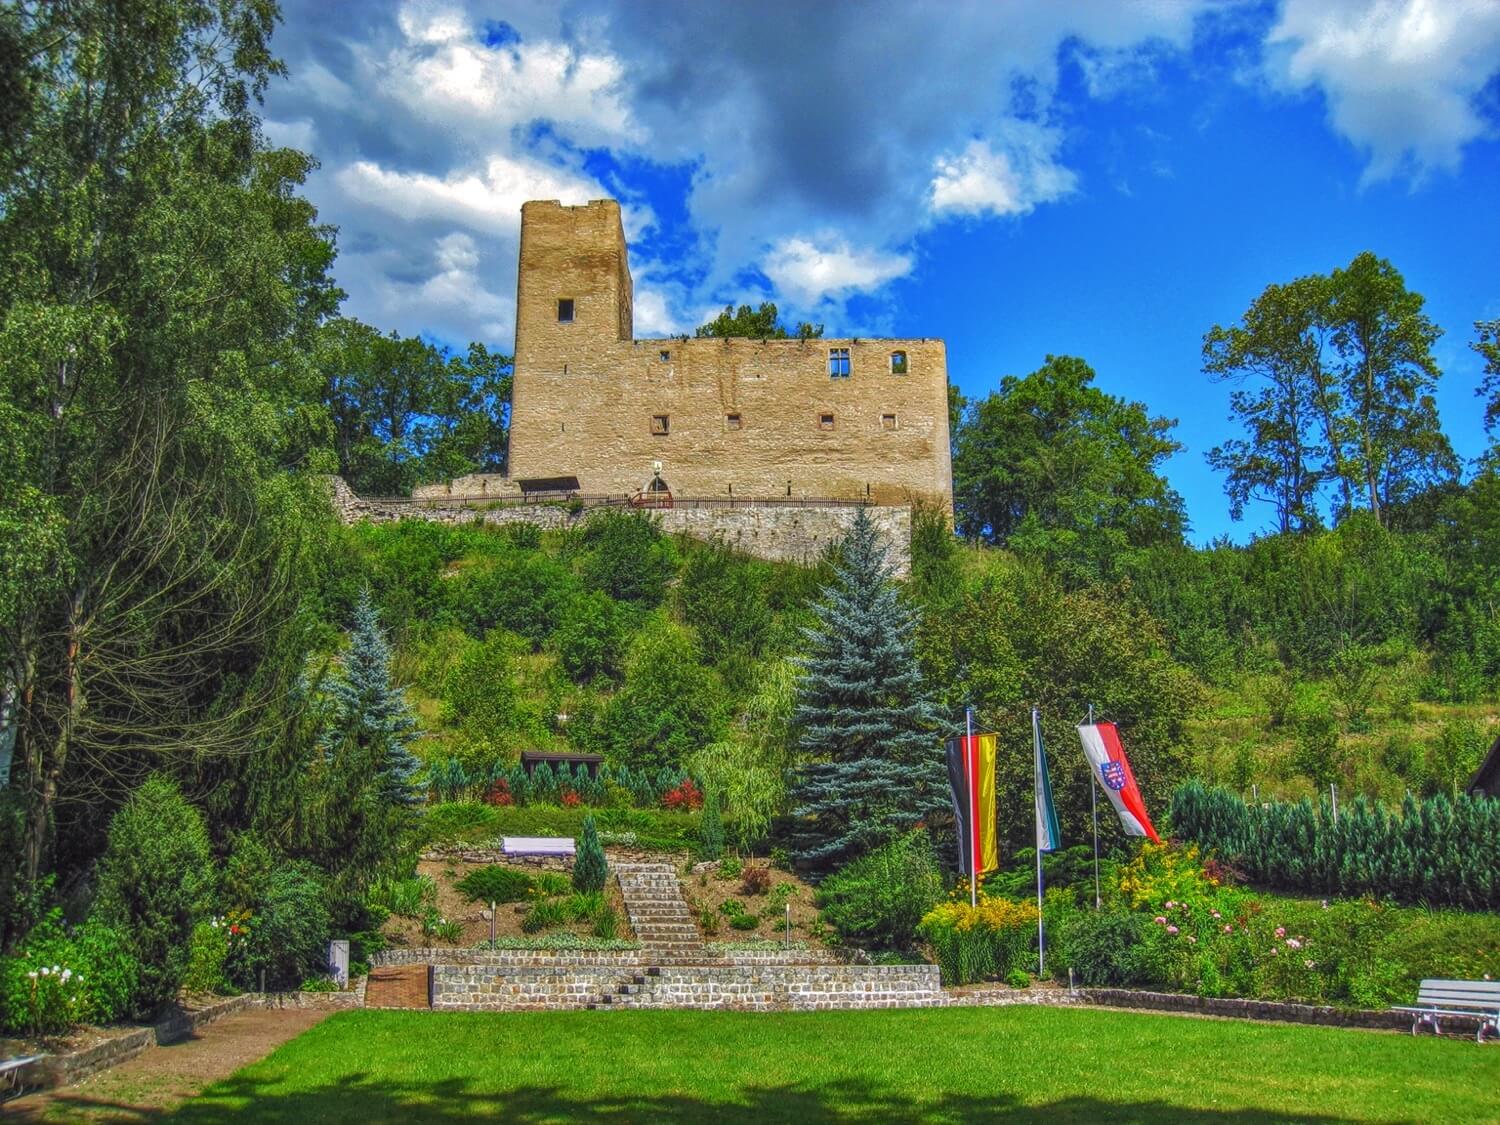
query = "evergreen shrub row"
xmin=1170 ymin=781 xmax=1500 ymax=908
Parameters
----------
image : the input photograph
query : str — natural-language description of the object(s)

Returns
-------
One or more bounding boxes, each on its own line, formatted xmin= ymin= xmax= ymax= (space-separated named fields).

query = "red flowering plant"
xmin=485 ymin=778 xmax=515 ymax=807
xmin=662 ymin=778 xmax=704 ymax=811
xmin=560 ymin=788 xmax=582 ymax=808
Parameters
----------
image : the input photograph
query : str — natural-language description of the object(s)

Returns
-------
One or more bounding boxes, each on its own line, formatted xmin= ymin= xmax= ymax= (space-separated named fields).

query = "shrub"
xmin=369 ymin=874 xmax=438 ymax=918
xmin=456 ymin=866 xmax=533 ymax=905
xmin=663 ymin=778 xmax=705 ymax=811
xmin=717 ymin=855 xmax=743 ymax=881
xmin=697 ymin=792 xmax=725 ymax=861
xmin=532 ymin=871 xmax=572 ymax=897
xmin=592 ymin=907 xmax=620 ymax=940
xmin=228 ymin=864 xmax=332 ymax=992
xmin=1006 ymin=967 xmax=1031 ymax=989
xmin=1053 ymin=908 xmax=1158 ymax=986
xmin=70 ymin=919 xmax=139 ymax=1023
xmin=573 ymin=815 xmax=608 ymax=893
xmin=816 ymin=831 xmax=942 ymax=950
xmin=181 ymin=921 xmax=232 ymax=995
xmin=522 ymin=898 xmax=568 ymax=934
xmin=741 ymin=867 xmax=772 ymax=896
xmin=93 ymin=776 xmax=213 ymax=1017
xmin=553 ymin=591 xmax=628 ymax=683
xmin=297 ymin=976 xmax=339 ymax=992
xmin=579 ymin=510 xmax=677 ymax=605
xmin=730 ymin=914 xmax=760 ymax=931
xmin=678 ymin=542 xmax=772 ymax=663
xmin=603 ymin=621 xmax=727 ymax=771
xmin=1 ymin=954 xmax=88 ymax=1036
xmin=420 ymin=910 xmax=465 ymax=944
xmin=918 ymin=895 xmax=1039 ymax=985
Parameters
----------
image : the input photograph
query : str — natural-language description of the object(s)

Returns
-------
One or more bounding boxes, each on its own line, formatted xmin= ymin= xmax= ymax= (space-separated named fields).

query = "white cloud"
xmin=929 ymin=127 xmax=1079 ymax=218
xmin=1266 ymin=0 xmax=1500 ymax=182
xmin=631 ymin=288 xmax=692 ymax=336
xmin=263 ymin=117 xmax=317 ymax=152
xmin=381 ymin=2 xmax=639 ymax=147
xmin=336 ymin=154 xmax=603 ymax=236
xmin=761 ymin=238 xmax=913 ymax=305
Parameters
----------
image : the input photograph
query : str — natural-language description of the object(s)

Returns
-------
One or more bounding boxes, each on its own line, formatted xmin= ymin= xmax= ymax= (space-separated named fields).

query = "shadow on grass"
xmin=27 ymin=1073 xmax=1372 ymax=1124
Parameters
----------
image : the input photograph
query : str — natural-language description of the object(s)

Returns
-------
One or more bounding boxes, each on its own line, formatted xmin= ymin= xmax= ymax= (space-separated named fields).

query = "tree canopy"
xmin=695 ymin=302 xmax=823 ymax=340
xmin=951 ymin=355 xmax=1185 ymax=582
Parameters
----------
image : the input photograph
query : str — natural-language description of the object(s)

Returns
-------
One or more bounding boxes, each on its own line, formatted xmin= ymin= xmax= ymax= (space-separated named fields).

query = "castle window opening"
xmin=651 ymin=414 xmax=670 ymax=435
xmin=828 ymin=348 xmax=850 ymax=378
xmin=890 ymin=351 xmax=908 ymax=374
xmin=726 ymin=413 xmax=742 ymax=430
xmin=557 ymin=297 xmax=575 ymax=323
xmin=882 ymin=413 xmax=898 ymax=430
xmin=659 ymin=350 xmax=670 ymax=363
xmin=819 ymin=413 xmax=835 ymax=431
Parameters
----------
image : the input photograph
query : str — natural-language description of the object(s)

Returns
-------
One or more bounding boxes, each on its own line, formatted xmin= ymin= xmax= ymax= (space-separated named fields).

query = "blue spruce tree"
xmin=790 ymin=508 xmax=947 ymax=868
xmin=323 ymin=588 xmax=422 ymax=806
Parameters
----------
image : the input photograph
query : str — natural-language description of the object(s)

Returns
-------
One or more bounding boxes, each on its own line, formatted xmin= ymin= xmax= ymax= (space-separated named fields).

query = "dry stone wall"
xmin=328 ymin=478 xmax=912 ymax=576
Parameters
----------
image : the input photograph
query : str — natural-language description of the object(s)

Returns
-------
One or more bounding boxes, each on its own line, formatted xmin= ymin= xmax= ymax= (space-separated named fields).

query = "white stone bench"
xmin=1393 ymin=979 xmax=1500 ymax=1042
xmin=502 ymin=836 xmax=576 ymax=858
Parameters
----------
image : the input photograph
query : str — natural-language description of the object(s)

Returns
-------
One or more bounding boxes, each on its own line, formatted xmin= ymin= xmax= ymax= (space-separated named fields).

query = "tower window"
xmin=828 ymin=348 xmax=850 ymax=378
xmin=557 ymin=298 xmax=575 ymax=323
xmin=890 ymin=351 xmax=908 ymax=374
xmin=882 ymin=413 xmax=898 ymax=430
xmin=651 ymin=414 xmax=670 ymax=435
xmin=726 ymin=413 xmax=742 ymax=430
xmin=659 ymin=350 xmax=671 ymax=363
xmin=819 ymin=413 xmax=835 ymax=431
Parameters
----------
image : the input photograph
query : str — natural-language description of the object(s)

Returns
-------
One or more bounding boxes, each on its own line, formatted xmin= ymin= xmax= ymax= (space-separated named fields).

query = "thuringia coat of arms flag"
xmin=1076 ymin=721 xmax=1161 ymax=844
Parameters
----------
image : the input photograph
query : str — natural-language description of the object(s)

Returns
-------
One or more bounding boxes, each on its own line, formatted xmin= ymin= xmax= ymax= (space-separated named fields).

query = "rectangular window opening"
xmin=726 ymin=413 xmax=742 ymax=430
xmin=557 ymin=298 xmax=575 ymax=323
xmin=651 ymin=414 xmax=670 ymax=435
xmin=882 ymin=413 xmax=898 ymax=431
xmin=890 ymin=351 xmax=908 ymax=374
xmin=828 ymin=347 xmax=850 ymax=378
xmin=819 ymin=413 xmax=835 ymax=431
xmin=659 ymin=350 xmax=671 ymax=363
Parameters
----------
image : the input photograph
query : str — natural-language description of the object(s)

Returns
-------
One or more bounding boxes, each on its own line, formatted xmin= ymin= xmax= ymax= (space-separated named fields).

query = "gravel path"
xmin=5 ymin=1007 xmax=329 ymax=1122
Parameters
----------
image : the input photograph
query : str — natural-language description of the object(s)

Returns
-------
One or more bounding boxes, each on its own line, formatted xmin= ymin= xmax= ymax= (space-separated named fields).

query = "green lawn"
xmin=167 ymin=1007 xmax=1500 ymax=1123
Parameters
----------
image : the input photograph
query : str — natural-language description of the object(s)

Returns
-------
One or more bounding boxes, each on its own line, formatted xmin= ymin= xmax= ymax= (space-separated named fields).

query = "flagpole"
xmin=1033 ymin=707 xmax=1045 ymax=977
xmin=966 ymin=705 xmax=976 ymax=909
xmin=1089 ymin=704 xmax=1100 ymax=911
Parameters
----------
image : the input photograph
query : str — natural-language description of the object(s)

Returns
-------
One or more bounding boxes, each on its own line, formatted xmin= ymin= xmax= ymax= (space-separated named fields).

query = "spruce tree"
xmin=323 ymin=588 xmax=422 ymax=806
xmin=573 ymin=814 xmax=607 ymax=893
xmin=698 ymin=791 xmax=725 ymax=860
xmin=789 ymin=508 xmax=947 ymax=869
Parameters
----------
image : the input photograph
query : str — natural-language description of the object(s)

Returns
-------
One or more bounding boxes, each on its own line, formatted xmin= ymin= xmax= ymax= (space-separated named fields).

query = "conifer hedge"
xmin=1170 ymin=781 xmax=1500 ymax=909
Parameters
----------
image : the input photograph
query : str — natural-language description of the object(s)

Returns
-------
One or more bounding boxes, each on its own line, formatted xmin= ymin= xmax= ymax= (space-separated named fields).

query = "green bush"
xmin=918 ymin=896 xmax=1040 ymax=986
xmin=455 ymin=866 xmax=533 ymax=904
xmin=553 ymin=591 xmax=629 ymax=682
xmin=1170 ymin=781 xmax=1500 ymax=908
xmin=602 ymin=620 xmax=727 ymax=772
xmin=816 ymin=831 xmax=942 ymax=950
xmin=579 ymin=510 xmax=677 ymax=605
xmin=0 ymin=913 xmax=139 ymax=1033
xmin=1053 ymin=908 xmax=1159 ymax=986
xmin=369 ymin=874 xmax=437 ymax=917
xmin=227 ymin=863 xmax=331 ymax=992
xmin=531 ymin=872 xmax=572 ymax=897
xmin=69 ymin=919 xmax=139 ymax=1023
xmin=450 ymin=549 xmax=578 ymax=647
xmin=573 ymin=815 xmax=608 ymax=893
xmin=181 ymin=920 xmax=232 ymax=995
xmin=678 ymin=542 xmax=772 ymax=663
xmin=522 ymin=898 xmax=568 ymax=934
xmin=93 ymin=776 xmax=214 ymax=1017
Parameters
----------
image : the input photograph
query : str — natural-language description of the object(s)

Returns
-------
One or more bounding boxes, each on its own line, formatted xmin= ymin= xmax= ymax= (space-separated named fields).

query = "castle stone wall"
xmin=508 ymin=200 xmax=952 ymax=509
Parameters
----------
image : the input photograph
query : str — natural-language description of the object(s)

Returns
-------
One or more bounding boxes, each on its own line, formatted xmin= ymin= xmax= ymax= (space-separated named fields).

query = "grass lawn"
xmin=161 ymin=1006 xmax=1500 ymax=1123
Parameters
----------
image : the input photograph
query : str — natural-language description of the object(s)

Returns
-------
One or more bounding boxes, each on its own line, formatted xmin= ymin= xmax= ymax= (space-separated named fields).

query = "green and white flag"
xmin=1033 ymin=709 xmax=1061 ymax=853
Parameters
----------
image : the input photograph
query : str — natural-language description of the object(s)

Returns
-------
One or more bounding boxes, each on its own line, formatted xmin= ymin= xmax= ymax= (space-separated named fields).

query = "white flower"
xmin=39 ymin=966 xmax=50 ymax=976
xmin=27 ymin=971 xmax=37 ymax=980
xmin=51 ymin=965 xmax=60 ymax=974
xmin=61 ymin=969 xmax=72 ymax=982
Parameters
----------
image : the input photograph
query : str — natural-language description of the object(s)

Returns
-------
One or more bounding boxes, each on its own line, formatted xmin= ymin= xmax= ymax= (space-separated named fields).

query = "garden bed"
xmin=679 ymin=858 xmax=826 ymax=945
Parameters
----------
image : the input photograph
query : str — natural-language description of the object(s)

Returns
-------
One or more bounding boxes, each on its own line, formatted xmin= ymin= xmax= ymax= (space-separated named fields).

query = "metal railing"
xmin=358 ymin=492 xmax=877 ymax=511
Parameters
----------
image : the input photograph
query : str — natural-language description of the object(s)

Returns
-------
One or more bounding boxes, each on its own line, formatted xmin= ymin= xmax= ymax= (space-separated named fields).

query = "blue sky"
xmin=263 ymin=0 xmax=1500 ymax=540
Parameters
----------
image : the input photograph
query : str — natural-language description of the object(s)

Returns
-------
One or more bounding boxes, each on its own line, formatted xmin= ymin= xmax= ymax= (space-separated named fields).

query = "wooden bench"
xmin=1393 ymin=979 xmax=1500 ymax=1042
xmin=501 ymin=836 xmax=576 ymax=858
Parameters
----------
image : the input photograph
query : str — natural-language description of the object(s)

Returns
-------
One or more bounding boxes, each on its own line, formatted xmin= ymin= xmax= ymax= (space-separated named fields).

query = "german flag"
xmin=945 ymin=732 xmax=999 ymax=876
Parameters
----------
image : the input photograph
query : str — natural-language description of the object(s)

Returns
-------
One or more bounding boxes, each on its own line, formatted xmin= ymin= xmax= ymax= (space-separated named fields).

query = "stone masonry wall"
xmin=329 ymin=477 xmax=912 ymax=576
xmin=508 ymin=200 xmax=952 ymax=509
xmin=429 ymin=962 xmax=945 ymax=1012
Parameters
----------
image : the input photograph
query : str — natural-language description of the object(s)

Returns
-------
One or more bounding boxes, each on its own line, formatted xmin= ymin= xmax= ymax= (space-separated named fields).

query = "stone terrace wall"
xmin=429 ymin=962 xmax=945 ymax=1012
xmin=328 ymin=477 xmax=912 ymax=576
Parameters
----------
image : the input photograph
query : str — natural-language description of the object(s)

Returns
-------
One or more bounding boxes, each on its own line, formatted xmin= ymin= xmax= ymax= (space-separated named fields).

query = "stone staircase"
xmin=613 ymin=862 xmax=704 ymax=962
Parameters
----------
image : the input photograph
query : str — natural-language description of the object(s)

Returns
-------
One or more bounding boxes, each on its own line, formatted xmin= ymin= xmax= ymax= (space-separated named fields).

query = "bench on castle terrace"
xmin=1393 ymin=979 xmax=1500 ymax=1041
xmin=1 ymin=1054 xmax=44 ymax=1094
xmin=502 ymin=836 xmax=575 ymax=859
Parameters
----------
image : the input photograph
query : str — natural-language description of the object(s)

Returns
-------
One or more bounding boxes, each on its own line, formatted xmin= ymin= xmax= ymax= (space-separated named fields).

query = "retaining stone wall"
xmin=11 ymin=995 xmax=252 ymax=1093
xmin=328 ymin=478 xmax=912 ymax=576
xmin=1077 ymin=988 xmax=1419 ymax=1032
xmin=373 ymin=948 xmax=646 ymax=968
xmin=430 ymin=962 xmax=944 ymax=1011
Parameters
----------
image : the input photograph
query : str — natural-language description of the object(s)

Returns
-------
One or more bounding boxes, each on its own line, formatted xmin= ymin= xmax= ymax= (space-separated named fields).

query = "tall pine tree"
xmin=790 ymin=509 xmax=947 ymax=868
xmin=322 ymin=588 xmax=421 ymax=807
